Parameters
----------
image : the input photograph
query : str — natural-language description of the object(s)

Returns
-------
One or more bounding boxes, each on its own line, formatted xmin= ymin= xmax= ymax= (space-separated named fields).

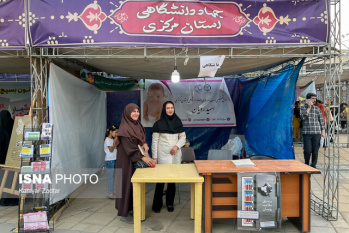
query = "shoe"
xmin=120 ymin=215 xmax=133 ymax=224
xmin=152 ymin=208 xmax=161 ymax=213
xmin=167 ymin=205 xmax=174 ymax=212
xmin=107 ymin=193 xmax=116 ymax=199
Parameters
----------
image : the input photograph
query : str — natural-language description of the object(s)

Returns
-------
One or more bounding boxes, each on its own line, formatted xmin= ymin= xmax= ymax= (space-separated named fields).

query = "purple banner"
xmin=0 ymin=0 xmax=26 ymax=49
xmin=28 ymin=0 xmax=329 ymax=47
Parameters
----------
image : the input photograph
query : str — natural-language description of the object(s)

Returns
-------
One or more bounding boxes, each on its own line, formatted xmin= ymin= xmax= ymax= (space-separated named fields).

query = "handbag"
xmin=134 ymin=159 xmax=149 ymax=169
xmin=134 ymin=144 xmax=151 ymax=168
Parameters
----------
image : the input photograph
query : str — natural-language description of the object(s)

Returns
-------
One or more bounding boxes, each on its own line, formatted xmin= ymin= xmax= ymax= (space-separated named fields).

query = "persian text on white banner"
xmin=141 ymin=79 xmax=236 ymax=127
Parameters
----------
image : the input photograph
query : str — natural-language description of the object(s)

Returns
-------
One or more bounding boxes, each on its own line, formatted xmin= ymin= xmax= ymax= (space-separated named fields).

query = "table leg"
xmin=191 ymin=183 xmax=195 ymax=220
xmin=195 ymin=182 xmax=202 ymax=233
xmin=302 ymin=174 xmax=310 ymax=232
xmin=141 ymin=183 xmax=146 ymax=221
xmin=205 ymin=175 xmax=212 ymax=233
xmin=133 ymin=182 xmax=141 ymax=233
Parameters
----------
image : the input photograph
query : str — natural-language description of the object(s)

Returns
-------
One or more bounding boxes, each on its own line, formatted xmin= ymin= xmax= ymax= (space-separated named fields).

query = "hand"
xmin=321 ymin=130 xmax=326 ymax=138
xmin=170 ymin=146 xmax=179 ymax=155
xmin=153 ymin=158 xmax=158 ymax=164
xmin=308 ymin=100 xmax=313 ymax=108
xmin=143 ymin=143 xmax=149 ymax=154
xmin=142 ymin=156 xmax=155 ymax=166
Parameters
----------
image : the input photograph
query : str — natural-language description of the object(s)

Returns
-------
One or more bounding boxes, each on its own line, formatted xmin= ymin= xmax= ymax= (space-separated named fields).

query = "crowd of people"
xmin=293 ymin=93 xmax=349 ymax=169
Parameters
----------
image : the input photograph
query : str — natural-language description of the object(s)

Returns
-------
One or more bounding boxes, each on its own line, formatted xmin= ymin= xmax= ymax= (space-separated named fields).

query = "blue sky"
xmin=342 ymin=1 xmax=349 ymax=49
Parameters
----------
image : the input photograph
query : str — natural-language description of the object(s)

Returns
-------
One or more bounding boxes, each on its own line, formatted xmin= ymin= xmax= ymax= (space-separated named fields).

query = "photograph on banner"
xmin=141 ymin=80 xmax=173 ymax=126
xmin=141 ymin=79 xmax=236 ymax=127
xmin=80 ymin=69 xmax=145 ymax=91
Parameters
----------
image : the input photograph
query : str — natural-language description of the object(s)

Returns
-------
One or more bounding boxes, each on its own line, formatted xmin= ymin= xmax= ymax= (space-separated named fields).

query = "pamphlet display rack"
xmin=18 ymin=124 xmax=53 ymax=233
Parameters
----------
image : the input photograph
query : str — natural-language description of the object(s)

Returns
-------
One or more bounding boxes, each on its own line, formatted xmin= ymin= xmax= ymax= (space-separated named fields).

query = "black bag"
xmin=134 ymin=159 xmax=149 ymax=169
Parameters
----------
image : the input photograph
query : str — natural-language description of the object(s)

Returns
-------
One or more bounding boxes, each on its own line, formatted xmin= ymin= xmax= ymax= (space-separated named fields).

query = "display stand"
xmin=237 ymin=172 xmax=281 ymax=231
xmin=18 ymin=124 xmax=53 ymax=233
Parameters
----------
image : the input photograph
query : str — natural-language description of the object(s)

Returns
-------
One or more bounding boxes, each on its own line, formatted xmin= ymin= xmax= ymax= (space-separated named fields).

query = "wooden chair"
xmin=181 ymin=147 xmax=196 ymax=164
xmin=177 ymin=147 xmax=196 ymax=204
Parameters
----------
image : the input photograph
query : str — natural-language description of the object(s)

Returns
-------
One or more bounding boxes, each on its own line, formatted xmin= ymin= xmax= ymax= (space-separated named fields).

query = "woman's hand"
xmin=170 ymin=146 xmax=179 ymax=155
xmin=142 ymin=156 xmax=155 ymax=166
xmin=143 ymin=143 xmax=149 ymax=154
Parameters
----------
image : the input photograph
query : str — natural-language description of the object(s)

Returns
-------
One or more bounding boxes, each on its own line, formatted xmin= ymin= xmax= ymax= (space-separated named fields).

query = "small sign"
xmin=198 ymin=55 xmax=225 ymax=78
xmin=260 ymin=221 xmax=276 ymax=228
xmin=237 ymin=210 xmax=259 ymax=220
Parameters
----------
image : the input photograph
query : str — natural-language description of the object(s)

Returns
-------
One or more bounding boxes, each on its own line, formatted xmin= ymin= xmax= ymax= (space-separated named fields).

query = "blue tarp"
xmin=244 ymin=59 xmax=304 ymax=159
xmin=106 ymin=59 xmax=304 ymax=160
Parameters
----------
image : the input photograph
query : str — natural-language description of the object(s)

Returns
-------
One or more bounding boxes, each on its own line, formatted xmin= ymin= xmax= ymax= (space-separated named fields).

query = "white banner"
xmin=49 ymin=64 xmax=106 ymax=203
xmin=141 ymin=79 xmax=236 ymax=127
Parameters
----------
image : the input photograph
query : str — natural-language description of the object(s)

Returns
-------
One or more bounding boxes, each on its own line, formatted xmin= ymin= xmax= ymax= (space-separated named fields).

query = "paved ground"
xmin=1 ymin=136 xmax=349 ymax=233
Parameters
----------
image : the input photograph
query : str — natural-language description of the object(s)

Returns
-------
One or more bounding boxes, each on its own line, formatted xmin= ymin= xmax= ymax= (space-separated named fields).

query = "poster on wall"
xmin=141 ymin=79 xmax=236 ymax=127
xmin=80 ymin=69 xmax=145 ymax=91
xmin=0 ymin=97 xmax=10 ymax=111
xmin=9 ymin=99 xmax=31 ymax=117
xmin=5 ymin=116 xmax=32 ymax=167
xmin=0 ymin=82 xmax=31 ymax=117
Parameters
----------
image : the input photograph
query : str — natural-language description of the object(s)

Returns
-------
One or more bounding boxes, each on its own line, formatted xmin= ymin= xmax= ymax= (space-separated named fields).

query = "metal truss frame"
xmin=33 ymin=45 xmax=326 ymax=59
xmin=310 ymin=0 xmax=341 ymax=221
xmin=29 ymin=49 xmax=49 ymax=126
xmin=0 ymin=49 xmax=28 ymax=58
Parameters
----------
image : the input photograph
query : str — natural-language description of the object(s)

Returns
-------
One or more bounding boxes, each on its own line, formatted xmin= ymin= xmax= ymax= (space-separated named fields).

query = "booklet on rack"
xmin=232 ymin=159 xmax=256 ymax=167
xmin=41 ymin=123 xmax=52 ymax=139
xmin=138 ymin=145 xmax=146 ymax=156
xmin=24 ymin=132 xmax=40 ymax=141
xmin=21 ymin=166 xmax=32 ymax=174
xmin=20 ymin=144 xmax=34 ymax=158
xmin=40 ymin=144 xmax=51 ymax=157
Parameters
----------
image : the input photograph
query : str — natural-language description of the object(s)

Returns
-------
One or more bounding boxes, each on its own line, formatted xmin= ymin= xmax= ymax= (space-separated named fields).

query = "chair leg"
xmin=178 ymin=183 xmax=180 ymax=204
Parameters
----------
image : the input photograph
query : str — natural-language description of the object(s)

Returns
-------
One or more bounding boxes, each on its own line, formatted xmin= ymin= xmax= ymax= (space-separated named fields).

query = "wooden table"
xmin=194 ymin=160 xmax=321 ymax=233
xmin=131 ymin=164 xmax=204 ymax=233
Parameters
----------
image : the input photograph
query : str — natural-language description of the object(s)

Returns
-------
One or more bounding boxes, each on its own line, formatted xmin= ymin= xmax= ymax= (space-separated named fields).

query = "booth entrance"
xmin=0 ymin=0 xmax=343 ymax=231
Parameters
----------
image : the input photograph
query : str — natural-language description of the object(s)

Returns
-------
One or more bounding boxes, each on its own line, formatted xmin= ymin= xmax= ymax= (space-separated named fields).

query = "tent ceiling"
xmin=297 ymin=55 xmax=349 ymax=87
xmin=72 ymin=57 xmax=295 ymax=80
xmin=0 ymin=50 xmax=30 ymax=74
xmin=1 ymin=46 xmax=322 ymax=78
xmin=298 ymin=69 xmax=349 ymax=87
xmin=0 ymin=58 xmax=30 ymax=74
